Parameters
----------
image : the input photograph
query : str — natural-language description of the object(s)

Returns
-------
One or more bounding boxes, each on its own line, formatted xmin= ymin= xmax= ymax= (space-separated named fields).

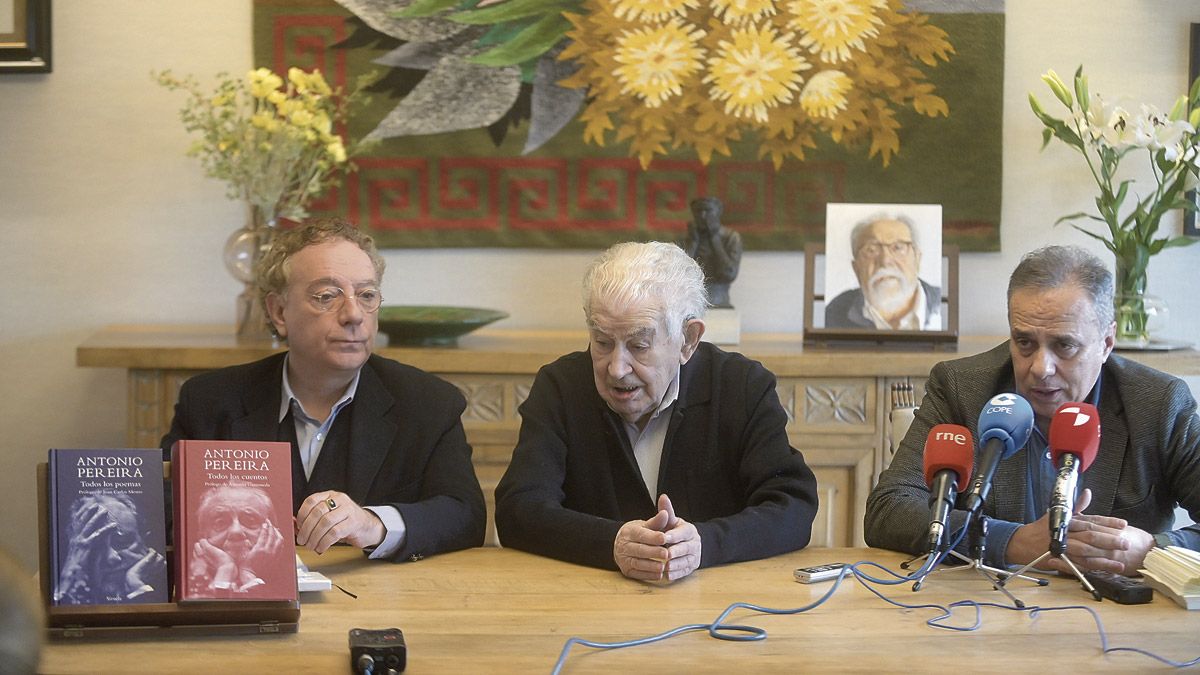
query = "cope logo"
xmin=985 ymin=392 xmax=1017 ymax=415
xmin=1058 ymin=405 xmax=1092 ymax=427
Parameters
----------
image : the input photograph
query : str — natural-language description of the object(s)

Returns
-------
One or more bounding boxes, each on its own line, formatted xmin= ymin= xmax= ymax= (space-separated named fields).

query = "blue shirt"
xmin=982 ymin=377 xmax=1103 ymax=568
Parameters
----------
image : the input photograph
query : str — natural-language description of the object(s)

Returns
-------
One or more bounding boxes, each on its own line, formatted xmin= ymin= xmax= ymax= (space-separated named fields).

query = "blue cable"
xmin=548 ymin=538 xmax=1199 ymax=673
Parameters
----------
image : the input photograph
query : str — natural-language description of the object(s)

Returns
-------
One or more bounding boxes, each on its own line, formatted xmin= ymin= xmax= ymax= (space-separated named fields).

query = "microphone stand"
xmin=1003 ymin=547 xmax=1102 ymax=601
xmin=905 ymin=514 xmax=1048 ymax=607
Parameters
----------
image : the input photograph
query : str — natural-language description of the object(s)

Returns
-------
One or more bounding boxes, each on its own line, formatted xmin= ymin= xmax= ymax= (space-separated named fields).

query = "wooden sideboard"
xmin=77 ymin=325 xmax=1200 ymax=549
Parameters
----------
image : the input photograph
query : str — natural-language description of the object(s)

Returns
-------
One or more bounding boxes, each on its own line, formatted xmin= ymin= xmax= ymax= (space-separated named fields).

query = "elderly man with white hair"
xmin=825 ymin=213 xmax=942 ymax=330
xmin=495 ymin=241 xmax=819 ymax=581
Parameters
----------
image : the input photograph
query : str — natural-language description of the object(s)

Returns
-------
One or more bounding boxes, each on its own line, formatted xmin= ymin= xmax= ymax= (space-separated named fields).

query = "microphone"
xmin=1047 ymin=402 xmax=1101 ymax=556
xmin=963 ymin=393 xmax=1034 ymax=516
xmin=923 ymin=424 xmax=974 ymax=553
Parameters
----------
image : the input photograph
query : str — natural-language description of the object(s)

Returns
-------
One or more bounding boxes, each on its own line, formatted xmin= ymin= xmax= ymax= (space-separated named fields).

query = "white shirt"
xmin=279 ymin=357 xmax=406 ymax=558
xmin=618 ymin=374 xmax=680 ymax=500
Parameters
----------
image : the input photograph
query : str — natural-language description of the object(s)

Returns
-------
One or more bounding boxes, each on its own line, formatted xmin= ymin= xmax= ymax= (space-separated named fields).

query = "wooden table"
xmin=38 ymin=546 xmax=1200 ymax=673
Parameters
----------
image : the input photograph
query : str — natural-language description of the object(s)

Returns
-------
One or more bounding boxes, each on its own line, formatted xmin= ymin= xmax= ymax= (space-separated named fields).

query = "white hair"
xmin=582 ymin=241 xmax=708 ymax=340
xmin=850 ymin=213 xmax=920 ymax=254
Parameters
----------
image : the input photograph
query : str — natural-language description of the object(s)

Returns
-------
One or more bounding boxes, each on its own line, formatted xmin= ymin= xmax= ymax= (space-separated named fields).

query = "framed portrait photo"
xmin=804 ymin=203 xmax=958 ymax=347
xmin=0 ymin=0 xmax=51 ymax=74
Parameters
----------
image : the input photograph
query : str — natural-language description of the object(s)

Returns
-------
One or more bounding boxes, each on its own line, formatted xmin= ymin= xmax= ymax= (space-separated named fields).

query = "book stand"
xmin=37 ymin=462 xmax=300 ymax=638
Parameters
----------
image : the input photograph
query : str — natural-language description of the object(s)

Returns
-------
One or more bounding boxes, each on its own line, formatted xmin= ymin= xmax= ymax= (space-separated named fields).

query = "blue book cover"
xmin=48 ymin=448 xmax=168 ymax=605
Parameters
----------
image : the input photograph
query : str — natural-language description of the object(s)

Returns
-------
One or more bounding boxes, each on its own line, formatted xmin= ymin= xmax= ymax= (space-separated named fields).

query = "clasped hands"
xmin=1007 ymin=488 xmax=1155 ymax=576
xmin=613 ymin=494 xmax=702 ymax=582
xmin=295 ymin=490 xmax=385 ymax=554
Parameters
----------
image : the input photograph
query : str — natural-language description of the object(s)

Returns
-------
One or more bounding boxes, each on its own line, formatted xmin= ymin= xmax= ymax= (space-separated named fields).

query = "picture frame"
xmin=1186 ymin=23 xmax=1200 ymax=236
xmin=0 ymin=0 xmax=51 ymax=74
xmin=803 ymin=243 xmax=959 ymax=348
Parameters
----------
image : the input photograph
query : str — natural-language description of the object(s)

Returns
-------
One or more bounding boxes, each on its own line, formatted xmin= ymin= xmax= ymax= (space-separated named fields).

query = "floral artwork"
xmin=252 ymin=0 xmax=1004 ymax=250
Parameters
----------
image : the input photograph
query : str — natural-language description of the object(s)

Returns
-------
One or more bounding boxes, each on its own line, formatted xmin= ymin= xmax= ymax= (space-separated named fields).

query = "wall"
xmin=1 ymin=1 xmax=1199 ymax=570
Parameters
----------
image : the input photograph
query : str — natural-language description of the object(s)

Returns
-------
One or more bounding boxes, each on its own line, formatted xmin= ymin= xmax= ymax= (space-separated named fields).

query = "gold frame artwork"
xmin=803 ymin=243 xmax=960 ymax=348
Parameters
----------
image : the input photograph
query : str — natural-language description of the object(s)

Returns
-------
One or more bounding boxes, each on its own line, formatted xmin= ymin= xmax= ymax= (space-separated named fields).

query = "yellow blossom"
xmin=614 ymin=20 xmax=706 ymax=107
xmin=710 ymin=0 xmax=776 ymax=25
xmin=311 ymin=111 xmax=332 ymax=135
xmin=704 ymin=24 xmax=810 ymax=123
xmin=607 ymin=0 xmax=698 ymax=23
xmin=788 ymin=0 xmax=887 ymax=63
xmin=326 ymin=139 xmax=347 ymax=163
xmin=247 ymin=68 xmax=283 ymax=98
xmin=290 ymin=109 xmax=315 ymax=127
xmin=800 ymin=69 xmax=852 ymax=118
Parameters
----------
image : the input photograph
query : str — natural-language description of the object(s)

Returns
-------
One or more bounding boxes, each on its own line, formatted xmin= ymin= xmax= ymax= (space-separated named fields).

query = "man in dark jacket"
xmin=495 ymin=241 xmax=819 ymax=581
xmin=163 ymin=219 xmax=485 ymax=562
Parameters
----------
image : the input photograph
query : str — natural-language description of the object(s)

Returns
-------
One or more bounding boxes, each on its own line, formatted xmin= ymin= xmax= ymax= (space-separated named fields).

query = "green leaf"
xmin=1053 ymin=212 xmax=1096 ymax=227
xmin=1074 ymin=69 xmax=1089 ymax=113
xmin=393 ymin=0 xmax=468 ymax=18
xmin=449 ymin=0 xmax=578 ymax=24
xmin=467 ymin=13 xmax=571 ymax=67
xmin=1069 ymin=224 xmax=1117 ymax=252
xmin=1164 ymin=235 xmax=1200 ymax=248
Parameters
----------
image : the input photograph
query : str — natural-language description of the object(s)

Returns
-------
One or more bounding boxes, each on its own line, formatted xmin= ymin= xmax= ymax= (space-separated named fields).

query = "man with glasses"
xmin=825 ymin=213 xmax=941 ymax=330
xmin=162 ymin=218 xmax=486 ymax=562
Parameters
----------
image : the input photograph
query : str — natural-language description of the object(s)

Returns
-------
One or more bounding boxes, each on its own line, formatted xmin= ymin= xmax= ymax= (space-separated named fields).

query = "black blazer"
xmin=161 ymin=352 xmax=486 ymax=561
xmin=495 ymin=343 xmax=819 ymax=570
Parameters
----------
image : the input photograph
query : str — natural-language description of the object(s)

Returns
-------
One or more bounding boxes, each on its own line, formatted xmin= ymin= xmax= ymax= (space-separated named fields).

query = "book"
xmin=171 ymin=440 xmax=297 ymax=602
xmin=1139 ymin=546 xmax=1200 ymax=610
xmin=47 ymin=448 xmax=169 ymax=606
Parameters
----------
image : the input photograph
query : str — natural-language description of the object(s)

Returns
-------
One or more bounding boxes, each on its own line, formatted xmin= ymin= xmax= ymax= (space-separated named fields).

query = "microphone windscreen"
xmin=1048 ymin=402 xmax=1101 ymax=470
xmin=923 ymin=424 xmax=974 ymax=491
xmin=976 ymin=393 xmax=1034 ymax=458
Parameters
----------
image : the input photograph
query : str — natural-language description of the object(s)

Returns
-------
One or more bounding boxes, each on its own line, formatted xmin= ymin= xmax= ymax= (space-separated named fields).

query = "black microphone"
xmin=1047 ymin=402 xmax=1101 ymax=556
xmin=922 ymin=424 xmax=974 ymax=553
xmin=963 ymin=393 xmax=1034 ymax=516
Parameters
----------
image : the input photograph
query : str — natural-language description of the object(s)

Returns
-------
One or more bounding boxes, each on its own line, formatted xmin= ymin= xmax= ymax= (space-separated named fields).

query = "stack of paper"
xmin=296 ymin=555 xmax=333 ymax=593
xmin=1140 ymin=546 xmax=1200 ymax=610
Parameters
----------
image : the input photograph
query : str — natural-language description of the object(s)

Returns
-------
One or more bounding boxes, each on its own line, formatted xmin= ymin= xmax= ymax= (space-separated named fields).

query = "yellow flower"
xmin=250 ymin=111 xmax=279 ymax=131
xmin=326 ymin=138 xmax=347 ymax=163
xmin=290 ymin=109 xmax=315 ymax=127
xmin=800 ymin=69 xmax=852 ymax=118
xmin=311 ymin=111 xmax=332 ymax=135
xmin=614 ymin=20 xmax=706 ymax=107
xmin=788 ymin=0 xmax=887 ymax=63
xmin=607 ymin=0 xmax=698 ymax=23
xmin=247 ymin=68 xmax=283 ymax=98
xmin=267 ymin=90 xmax=287 ymax=106
xmin=710 ymin=0 xmax=777 ymax=25
xmin=704 ymin=24 xmax=810 ymax=123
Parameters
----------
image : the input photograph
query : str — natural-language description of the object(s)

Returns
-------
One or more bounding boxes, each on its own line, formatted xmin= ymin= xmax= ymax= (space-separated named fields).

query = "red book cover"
xmin=172 ymin=440 xmax=296 ymax=602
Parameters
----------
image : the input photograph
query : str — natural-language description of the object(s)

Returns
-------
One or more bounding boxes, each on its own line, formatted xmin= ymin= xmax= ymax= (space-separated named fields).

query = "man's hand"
xmin=613 ymin=494 xmax=702 ymax=582
xmin=295 ymin=491 xmax=385 ymax=554
xmin=1006 ymin=488 xmax=1156 ymax=575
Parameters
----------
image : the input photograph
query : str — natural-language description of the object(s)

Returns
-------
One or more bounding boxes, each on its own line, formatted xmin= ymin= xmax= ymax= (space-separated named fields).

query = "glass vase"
xmin=1112 ymin=260 xmax=1167 ymax=348
xmin=223 ymin=204 xmax=278 ymax=343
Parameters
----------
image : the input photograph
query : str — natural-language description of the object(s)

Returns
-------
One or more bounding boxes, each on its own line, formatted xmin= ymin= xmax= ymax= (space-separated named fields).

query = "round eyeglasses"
xmin=308 ymin=287 xmax=383 ymax=313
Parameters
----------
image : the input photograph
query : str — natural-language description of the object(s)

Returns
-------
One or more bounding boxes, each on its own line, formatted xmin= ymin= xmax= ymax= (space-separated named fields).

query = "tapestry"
xmin=253 ymin=0 xmax=1005 ymax=250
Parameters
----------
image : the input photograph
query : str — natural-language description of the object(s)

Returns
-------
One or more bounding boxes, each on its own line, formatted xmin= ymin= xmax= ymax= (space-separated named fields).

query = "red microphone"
xmin=1047 ymin=403 xmax=1101 ymax=555
xmin=923 ymin=424 xmax=974 ymax=553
